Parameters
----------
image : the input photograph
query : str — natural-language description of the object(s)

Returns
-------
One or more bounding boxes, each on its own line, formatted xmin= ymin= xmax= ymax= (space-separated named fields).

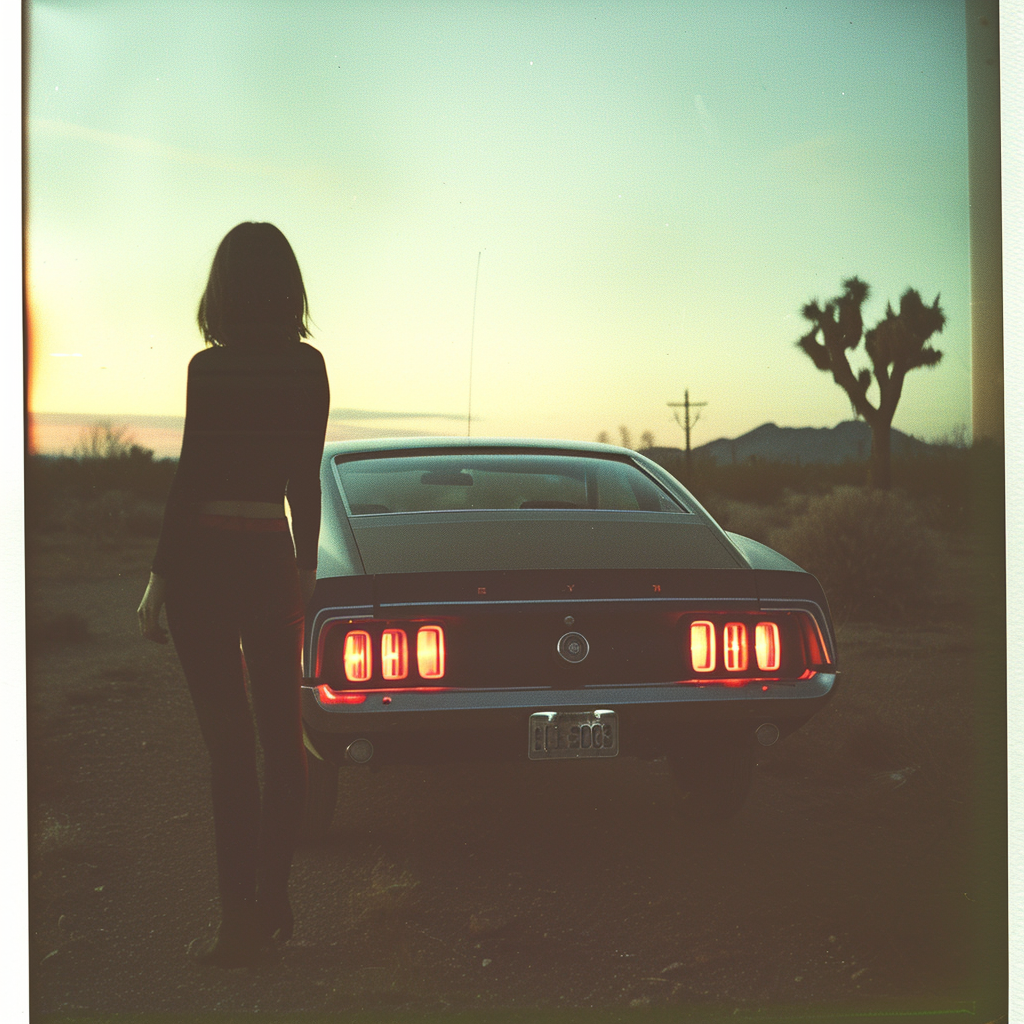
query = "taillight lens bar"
xmin=687 ymin=612 xmax=827 ymax=679
xmin=690 ymin=621 xmax=715 ymax=672
xmin=340 ymin=624 xmax=446 ymax=683
xmin=755 ymin=621 xmax=780 ymax=671
xmin=723 ymin=622 xmax=748 ymax=672
xmin=381 ymin=629 xmax=408 ymax=680
xmin=417 ymin=625 xmax=446 ymax=679
xmin=343 ymin=631 xmax=372 ymax=682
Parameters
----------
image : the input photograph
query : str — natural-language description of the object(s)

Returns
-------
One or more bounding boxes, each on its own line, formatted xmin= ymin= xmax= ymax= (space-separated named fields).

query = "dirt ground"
xmin=25 ymin=531 xmax=1006 ymax=1023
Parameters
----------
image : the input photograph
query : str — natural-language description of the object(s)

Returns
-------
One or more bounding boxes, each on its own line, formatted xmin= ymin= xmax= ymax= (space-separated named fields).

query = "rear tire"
xmin=669 ymin=737 xmax=754 ymax=822
xmin=302 ymin=748 xmax=339 ymax=841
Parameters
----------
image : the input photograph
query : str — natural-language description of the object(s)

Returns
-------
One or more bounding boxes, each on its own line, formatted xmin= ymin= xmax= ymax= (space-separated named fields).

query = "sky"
xmin=25 ymin=0 xmax=973 ymax=452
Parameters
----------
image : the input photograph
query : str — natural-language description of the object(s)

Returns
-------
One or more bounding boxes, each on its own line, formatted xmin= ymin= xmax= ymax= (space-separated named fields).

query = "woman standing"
xmin=137 ymin=222 xmax=330 ymax=967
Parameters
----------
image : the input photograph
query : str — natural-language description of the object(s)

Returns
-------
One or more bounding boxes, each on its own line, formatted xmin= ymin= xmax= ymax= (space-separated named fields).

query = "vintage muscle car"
xmin=300 ymin=438 xmax=838 ymax=835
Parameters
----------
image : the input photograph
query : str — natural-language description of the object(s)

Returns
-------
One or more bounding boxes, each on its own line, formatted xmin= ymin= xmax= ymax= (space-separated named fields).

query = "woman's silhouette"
xmin=137 ymin=222 xmax=330 ymax=967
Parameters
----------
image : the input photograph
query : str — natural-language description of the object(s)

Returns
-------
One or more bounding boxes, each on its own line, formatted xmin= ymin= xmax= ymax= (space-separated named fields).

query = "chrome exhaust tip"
xmin=345 ymin=738 xmax=374 ymax=764
xmin=755 ymin=723 xmax=780 ymax=747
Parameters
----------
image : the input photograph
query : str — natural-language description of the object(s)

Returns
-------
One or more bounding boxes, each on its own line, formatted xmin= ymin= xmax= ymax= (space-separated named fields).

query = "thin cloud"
xmin=330 ymin=408 xmax=467 ymax=422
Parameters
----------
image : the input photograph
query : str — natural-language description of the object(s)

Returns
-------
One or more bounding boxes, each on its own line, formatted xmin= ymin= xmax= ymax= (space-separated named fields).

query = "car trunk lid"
xmin=347 ymin=511 xmax=744 ymax=575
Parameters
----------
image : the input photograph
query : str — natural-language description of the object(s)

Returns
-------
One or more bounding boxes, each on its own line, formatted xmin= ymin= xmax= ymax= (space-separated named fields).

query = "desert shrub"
xmin=696 ymin=494 xmax=808 ymax=545
xmin=683 ymin=456 xmax=868 ymax=505
xmin=72 ymin=422 xmax=135 ymax=460
xmin=768 ymin=486 xmax=940 ymax=621
xmin=889 ymin=447 xmax=972 ymax=531
xmin=26 ymin=437 xmax=176 ymax=535
xmin=650 ymin=443 xmax=979 ymax=520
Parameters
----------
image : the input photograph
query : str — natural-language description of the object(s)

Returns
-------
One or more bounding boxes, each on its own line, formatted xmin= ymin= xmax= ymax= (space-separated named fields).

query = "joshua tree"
xmin=797 ymin=277 xmax=945 ymax=489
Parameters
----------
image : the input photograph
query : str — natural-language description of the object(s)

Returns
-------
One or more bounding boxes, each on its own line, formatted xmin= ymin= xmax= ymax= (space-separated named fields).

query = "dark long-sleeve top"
xmin=152 ymin=341 xmax=330 ymax=577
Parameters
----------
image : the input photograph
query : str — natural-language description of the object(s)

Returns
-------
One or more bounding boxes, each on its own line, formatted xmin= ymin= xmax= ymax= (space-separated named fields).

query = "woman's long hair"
xmin=197 ymin=222 xmax=310 ymax=347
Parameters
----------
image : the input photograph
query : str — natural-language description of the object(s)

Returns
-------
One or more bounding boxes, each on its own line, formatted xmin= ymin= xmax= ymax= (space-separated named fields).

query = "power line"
xmin=668 ymin=390 xmax=708 ymax=476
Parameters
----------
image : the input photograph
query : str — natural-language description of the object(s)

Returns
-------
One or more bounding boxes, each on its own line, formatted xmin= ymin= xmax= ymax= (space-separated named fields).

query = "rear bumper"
xmin=301 ymin=671 xmax=838 ymax=765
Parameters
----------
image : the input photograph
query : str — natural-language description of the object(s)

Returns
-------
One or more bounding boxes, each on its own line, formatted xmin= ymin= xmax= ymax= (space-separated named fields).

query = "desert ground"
xmin=26 ymin=528 xmax=1005 ymax=1023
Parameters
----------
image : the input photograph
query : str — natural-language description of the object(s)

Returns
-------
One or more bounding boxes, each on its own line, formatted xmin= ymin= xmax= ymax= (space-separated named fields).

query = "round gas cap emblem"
xmin=557 ymin=631 xmax=590 ymax=664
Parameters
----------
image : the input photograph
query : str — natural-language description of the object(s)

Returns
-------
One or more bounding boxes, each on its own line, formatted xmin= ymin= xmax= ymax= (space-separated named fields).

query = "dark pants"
xmin=165 ymin=523 xmax=307 ymax=922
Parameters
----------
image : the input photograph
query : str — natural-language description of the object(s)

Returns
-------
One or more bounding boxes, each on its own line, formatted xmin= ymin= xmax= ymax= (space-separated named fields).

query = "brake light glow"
xmin=317 ymin=686 xmax=367 ymax=705
xmin=690 ymin=621 xmax=715 ymax=672
xmin=381 ymin=629 xmax=409 ymax=680
xmin=723 ymin=622 xmax=748 ymax=672
xmin=755 ymin=621 xmax=781 ymax=671
xmin=680 ymin=609 xmax=832 ymax=685
xmin=343 ymin=630 xmax=372 ymax=682
xmin=417 ymin=626 xmax=446 ymax=679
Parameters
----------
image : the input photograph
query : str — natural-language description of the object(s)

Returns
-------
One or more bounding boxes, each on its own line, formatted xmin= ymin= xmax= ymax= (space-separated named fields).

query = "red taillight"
xmin=798 ymin=614 xmax=832 ymax=667
xmin=381 ymin=629 xmax=408 ymax=680
xmin=344 ymin=630 xmax=372 ymax=682
xmin=690 ymin=621 xmax=715 ymax=672
xmin=723 ymin=622 xmax=748 ymax=672
xmin=317 ymin=685 xmax=367 ymax=705
xmin=417 ymin=626 xmax=446 ymax=679
xmin=755 ymin=621 xmax=780 ymax=671
xmin=681 ymin=610 xmax=830 ymax=683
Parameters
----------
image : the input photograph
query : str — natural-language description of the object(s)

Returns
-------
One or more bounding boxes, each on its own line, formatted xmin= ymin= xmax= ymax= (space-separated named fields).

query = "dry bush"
xmin=27 ymin=440 xmax=176 ymax=536
xmin=701 ymin=492 xmax=809 ymax=545
xmin=768 ymin=486 xmax=940 ymax=621
xmin=71 ymin=422 xmax=135 ymax=460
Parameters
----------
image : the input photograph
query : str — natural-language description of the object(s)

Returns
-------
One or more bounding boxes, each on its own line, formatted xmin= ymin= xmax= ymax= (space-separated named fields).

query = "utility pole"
xmin=668 ymin=391 xmax=708 ymax=479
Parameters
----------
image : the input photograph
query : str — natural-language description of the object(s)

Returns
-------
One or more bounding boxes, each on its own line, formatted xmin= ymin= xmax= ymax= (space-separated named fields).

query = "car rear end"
xmin=301 ymin=442 xmax=838 ymax=772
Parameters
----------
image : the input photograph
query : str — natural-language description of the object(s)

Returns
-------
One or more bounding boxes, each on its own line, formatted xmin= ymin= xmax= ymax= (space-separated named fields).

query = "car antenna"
xmin=467 ymin=251 xmax=482 ymax=437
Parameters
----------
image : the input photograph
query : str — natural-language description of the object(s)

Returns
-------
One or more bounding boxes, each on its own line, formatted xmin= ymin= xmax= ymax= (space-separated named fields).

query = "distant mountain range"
xmin=644 ymin=420 xmax=937 ymax=467
xmin=31 ymin=412 xmax=942 ymax=467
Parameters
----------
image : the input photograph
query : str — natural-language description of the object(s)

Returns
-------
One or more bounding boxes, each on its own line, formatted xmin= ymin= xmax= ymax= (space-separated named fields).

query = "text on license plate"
xmin=528 ymin=710 xmax=618 ymax=760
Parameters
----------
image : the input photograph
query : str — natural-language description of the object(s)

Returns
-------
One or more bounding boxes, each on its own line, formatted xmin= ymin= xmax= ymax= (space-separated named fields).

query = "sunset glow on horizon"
xmin=27 ymin=1 xmax=973 ymax=453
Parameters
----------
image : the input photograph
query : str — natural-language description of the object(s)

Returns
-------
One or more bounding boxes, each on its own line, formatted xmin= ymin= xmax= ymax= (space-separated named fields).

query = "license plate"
xmin=528 ymin=710 xmax=618 ymax=760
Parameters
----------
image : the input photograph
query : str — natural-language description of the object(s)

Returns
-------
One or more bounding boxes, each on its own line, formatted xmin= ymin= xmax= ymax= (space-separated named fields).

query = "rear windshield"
xmin=334 ymin=453 xmax=687 ymax=515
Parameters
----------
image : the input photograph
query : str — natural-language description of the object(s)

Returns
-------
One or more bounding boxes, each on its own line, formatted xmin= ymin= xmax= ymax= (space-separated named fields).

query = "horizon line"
xmin=30 ymin=408 xmax=471 ymax=424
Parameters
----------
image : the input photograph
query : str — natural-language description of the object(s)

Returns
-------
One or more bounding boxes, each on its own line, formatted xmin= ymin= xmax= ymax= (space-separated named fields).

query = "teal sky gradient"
xmin=27 ymin=0 xmax=971 ymax=447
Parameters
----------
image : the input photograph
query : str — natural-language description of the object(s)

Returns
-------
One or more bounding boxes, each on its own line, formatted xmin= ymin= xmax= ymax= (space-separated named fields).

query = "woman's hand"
xmin=298 ymin=568 xmax=317 ymax=608
xmin=137 ymin=572 xmax=169 ymax=644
